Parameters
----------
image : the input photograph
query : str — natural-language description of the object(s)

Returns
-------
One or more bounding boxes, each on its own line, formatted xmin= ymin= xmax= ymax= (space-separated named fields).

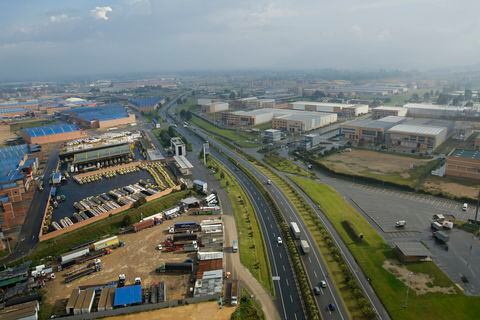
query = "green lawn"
xmin=291 ymin=176 xmax=480 ymax=320
xmin=264 ymin=154 xmax=313 ymax=177
xmin=26 ymin=190 xmax=190 ymax=265
xmin=190 ymin=115 xmax=259 ymax=148
xmin=10 ymin=119 xmax=56 ymax=132
xmin=208 ymin=157 xmax=273 ymax=295
xmin=231 ymin=289 xmax=266 ymax=320
xmin=254 ymin=122 xmax=272 ymax=130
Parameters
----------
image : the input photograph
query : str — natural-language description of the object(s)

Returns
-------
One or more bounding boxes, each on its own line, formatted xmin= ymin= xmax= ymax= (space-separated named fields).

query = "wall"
xmin=445 ymin=157 xmax=480 ymax=181
xmin=98 ymin=114 xmax=136 ymax=129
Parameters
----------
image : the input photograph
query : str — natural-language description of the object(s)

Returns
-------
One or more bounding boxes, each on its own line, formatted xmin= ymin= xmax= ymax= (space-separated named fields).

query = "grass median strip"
xmin=264 ymin=153 xmax=313 ymax=177
xmin=206 ymin=156 xmax=274 ymax=295
xmin=291 ymin=176 xmax=480 ymax=320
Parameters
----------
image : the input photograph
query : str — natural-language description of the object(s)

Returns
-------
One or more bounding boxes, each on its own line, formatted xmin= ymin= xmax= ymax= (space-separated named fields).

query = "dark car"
xmin=313 ymin=286 xmax=321 ymax=295
xmin=328 ymin=303 xmax=336 ymax=312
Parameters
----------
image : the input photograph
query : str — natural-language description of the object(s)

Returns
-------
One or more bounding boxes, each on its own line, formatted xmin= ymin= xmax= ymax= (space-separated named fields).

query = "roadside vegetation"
xmin=206 ymin=156 xmax=273 ymax=295
xmin=230 ymin=289 xmax=265 ymax=320
xmin=256 ymin=165 xmax=375 ymax=319
xmin=291 ymin=176 xmax=480 ymax=320
xmin=263 ymin=153 xmax=313 ymax=177
xmin=26 ymin=190 xmax=190 ymax=265
xmin=153 ymin=126 xmax=192 ymax=151
xmin=190 ymin=115 xmax=259 ymax=148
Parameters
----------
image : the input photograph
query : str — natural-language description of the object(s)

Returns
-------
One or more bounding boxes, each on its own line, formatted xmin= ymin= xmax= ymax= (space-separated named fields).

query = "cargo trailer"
xmin=92 ymin=236 xmax=119 ymax=251
xmin=156 ymin=262 xmax=193 ymax=274
xmin=60 ymin=247 xmax=90 ymax=266
xmin=290 ymin=222 xmax=301 ymax=239
xmin=300 ymin=240 xmax=310 ymax=254
xmin=133 ymin=219 xmax=155 ymax=232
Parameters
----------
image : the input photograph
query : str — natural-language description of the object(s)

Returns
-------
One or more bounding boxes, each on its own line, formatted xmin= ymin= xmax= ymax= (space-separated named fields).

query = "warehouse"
xmin=403 ymin=103 xmax=472 ymax=119
xmin=201 ymin=101 xmax=229 ymax=113
xmin=65 ymin=104 xmax=136 ymax=129
xmin=0 ymin=107 xmax=30 ymax=118
xmin=445 ymin=149 xmax=480 ymax=181
xmin=70 ymin=143 xmax=133 ymax=172
xmin=290 ymin=101 xmax=369 ymax=117
xmin=372 ymin=106 xmax=408 ymax=119
xmin=222 ymin=108 xmax=337 ymax=132
xmin=395 ymin=241 xmax=431 ymax=263
xmin=387 ymin=123 xmax=448 ymax=152
xmin=114 ymin=285 xmax=142 ymax=307
xmin=128 ymin=97 xmax=165 ymax=112
xmin=0 ymin=300 xmax=39 ymax=320
xmin=20 ymin=124 xmax=86 ymax=144
xmin=341 ymin=116 xmax=406 ymax=146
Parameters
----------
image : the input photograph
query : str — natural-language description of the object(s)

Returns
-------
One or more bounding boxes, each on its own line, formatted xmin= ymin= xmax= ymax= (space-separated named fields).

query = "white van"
xmin=462 ymin=203 xmax=468 ymax=211
xmin=395 ymin=220 xmax=406 ymax=228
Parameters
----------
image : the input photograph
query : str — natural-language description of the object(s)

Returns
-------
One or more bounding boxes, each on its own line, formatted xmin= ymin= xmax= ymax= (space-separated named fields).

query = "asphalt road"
xmin=2 ymin=148 xmax=59 ymax=263
xmin=158 ymin=97 xmax=306 ymax=319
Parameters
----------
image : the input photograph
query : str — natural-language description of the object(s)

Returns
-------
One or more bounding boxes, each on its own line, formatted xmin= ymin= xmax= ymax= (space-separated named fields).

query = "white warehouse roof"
xmin=388 ymin=124 xmax=447 ymax=136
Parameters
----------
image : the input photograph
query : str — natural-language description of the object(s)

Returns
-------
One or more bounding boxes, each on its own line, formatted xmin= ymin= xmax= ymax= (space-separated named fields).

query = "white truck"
xmin=290 ymin=222 xmax=301 ymax=239
xmin=300 ymin=240 xmax=311 ymax=254
xmin=230 ymin=280 xmax=239 ymax=306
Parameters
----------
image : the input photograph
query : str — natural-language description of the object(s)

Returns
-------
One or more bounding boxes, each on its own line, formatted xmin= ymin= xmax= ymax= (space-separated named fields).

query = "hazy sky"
xmin=0 ymin=0 xmax=479 ymax=80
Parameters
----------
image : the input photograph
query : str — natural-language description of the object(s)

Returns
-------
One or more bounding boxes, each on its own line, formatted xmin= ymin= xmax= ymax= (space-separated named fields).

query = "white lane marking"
xmin=290 ymin=295 xmax=293 ymax=303
xmin=314 ymin=270 xmax=318 ymax=279
xmin=282 ymin=265 xmax=286 ymax=272
xmin=308 ymin=256 xmax=312 ymax=263
xmin=286 ymin=278 xmax=289 ymax=286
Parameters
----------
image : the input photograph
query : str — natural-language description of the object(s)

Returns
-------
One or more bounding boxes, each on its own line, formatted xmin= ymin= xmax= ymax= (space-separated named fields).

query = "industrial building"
xmin=372 ymin=106 xmax=408 ymax=119
xmin=387 ymin=123 xmax=448 ymax=152
xmin=64 ymin=104 xmax=136 ymax=129
xmin=300 ymin=133 xmax=322 ymax=150
xmin=128 ymin=97 xmax=165 ymax=112
xmin=263 ymin=129 xmax=282 ymax=143
xmin=0 ymin=107 xmax=30 ymax=118
xmin=394 ymin=241 xmax=430 ymax=263
xmin=290 ymin=101 xmax=369 ymax=117
xmin=341 ymin=116 xmax=406 ymax=146
xmin=445 ymin=149 xmax=480 ymax=181
xmin=403 ymin=103 xmax=472 ymax=119
xmin=0 ymin=300 xmax=39 ymax=320
xmin=68 ymin=143 xmax=133 ymax=172
xmin=20 ymin=124 xmax=86 ymax=144
xmin=222 ymin=108 xmax=337 ymax=133
xmin=172 ymin=155 xmax=193 ymax=176
xmin=201 ymin=102 xmax=229 ymax=113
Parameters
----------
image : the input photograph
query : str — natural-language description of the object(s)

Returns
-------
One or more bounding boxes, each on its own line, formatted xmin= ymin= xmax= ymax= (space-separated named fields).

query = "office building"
xmin=171 ymin=137 xmax=186 ymax=156
xmin=263 ymin=129 xmax=281 ymax=143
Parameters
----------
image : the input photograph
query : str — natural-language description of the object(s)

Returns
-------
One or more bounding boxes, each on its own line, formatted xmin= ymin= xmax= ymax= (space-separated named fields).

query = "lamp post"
xmin=403 ymin=272 xmax=413 ymax=308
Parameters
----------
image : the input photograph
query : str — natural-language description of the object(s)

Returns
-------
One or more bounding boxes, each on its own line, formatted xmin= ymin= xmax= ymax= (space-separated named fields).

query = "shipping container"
xmin=60 ymin=247 xmax=90 ymax=265
xmin=290 ymin=222 xmax=301 ymax=239
xmin=197 ymin=251 xmax=224 ymax=261
xmin=156 ymin=262 xmax=193 ymax=274
xmin=174 ymin=221 xmax=198 ymax=229
xmin=92 ymin=236 xmax=119 ymax=251
xmin=133 ymin=219 xmax=155 ymax=232
xmin=173 ymin=233 xmax=198 ymax=242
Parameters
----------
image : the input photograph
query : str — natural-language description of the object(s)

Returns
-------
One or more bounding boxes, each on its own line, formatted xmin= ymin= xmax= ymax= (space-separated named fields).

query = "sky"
xmin=0 ymin=0 xmax=479 ymax=80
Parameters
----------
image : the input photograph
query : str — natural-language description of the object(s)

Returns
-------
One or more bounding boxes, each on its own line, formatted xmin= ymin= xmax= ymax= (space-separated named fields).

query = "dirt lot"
xmin=44 ymin=214 xmax=222 ymax=304
xmin=383 ymin=260 xmax=456 ymax=295
xmin=319 ymin=149 xmax=430 ymax=178
xmin=106 ymin=301 xmax=234 ymax=320
xmin=422 ymin=176 xmax=480 ymax=200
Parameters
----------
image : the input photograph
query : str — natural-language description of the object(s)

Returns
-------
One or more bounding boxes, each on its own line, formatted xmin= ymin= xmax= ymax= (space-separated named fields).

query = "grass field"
xmin=207 ymin=157 xmax=273 ymax=295
xmin=10 ymin=119 xmax=56 ymax=132
xmin=264 ymin=154 xmax=313 ymax=177
xmin=27 ymin=190 xmax=190 ymax=265
xmin=291 ymin=176 xmax=480 ymax=320
xmin=318 ymin=149 xmax=440 ymax=188
xmin=190 ymin=115 xmax=259 ymax=148
xmin=230 ymin=289 xmax=266 ymax=320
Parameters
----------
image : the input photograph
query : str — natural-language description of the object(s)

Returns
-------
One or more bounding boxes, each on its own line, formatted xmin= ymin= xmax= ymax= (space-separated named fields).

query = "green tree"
xmin=121 ymin=215 xmax=132 ymax=227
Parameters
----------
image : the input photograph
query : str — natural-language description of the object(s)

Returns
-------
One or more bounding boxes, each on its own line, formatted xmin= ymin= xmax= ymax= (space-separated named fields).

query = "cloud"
xmin=49 ymin=14 xmax=78 ymax=23
xmin=351 ymin=25 xmax=363 ymax=37
xmin=91 ymin=6 xmax=113 ymax=21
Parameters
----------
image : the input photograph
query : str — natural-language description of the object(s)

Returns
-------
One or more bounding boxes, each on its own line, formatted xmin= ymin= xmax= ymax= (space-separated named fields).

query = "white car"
xmin=277 ymin=237 xmax=283 ymax=244
xmin=462 ymin=203 xmax=468 ymax=211
xmin=320 ymin=280 xmax=327 ymax=288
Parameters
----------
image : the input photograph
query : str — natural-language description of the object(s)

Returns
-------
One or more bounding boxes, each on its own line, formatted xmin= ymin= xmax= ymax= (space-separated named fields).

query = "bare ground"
xmin=320 ymin=149 xmax=429 ymax=177
xmin=422 ymin=177 xmax=480 ymax=200
xmin=383 ymin=260 xmax=456 ymax=295
xmin=105 ymin=301 xmax=234 ymax=320
xmin=44 ymin=214 xmax=221 ymax=304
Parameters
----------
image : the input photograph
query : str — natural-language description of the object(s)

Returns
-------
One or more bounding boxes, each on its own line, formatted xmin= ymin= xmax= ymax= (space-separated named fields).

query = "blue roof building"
xmin=113 ymin=285 xmax=142 ymax=307
xmin=20 ymin=123 xmax=85 ymax=144
xmin=129 ymin=97 xmax=165 ymax=111
xmin=65 ymin=103 xmax=135 ymax=128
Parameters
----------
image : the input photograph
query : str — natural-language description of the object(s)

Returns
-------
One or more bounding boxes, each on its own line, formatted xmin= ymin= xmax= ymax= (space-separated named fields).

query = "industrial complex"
xmin=63 ymin=104 xmax=136 ymax=129
xmin=20 ymin=124 xmax=86 ymax=144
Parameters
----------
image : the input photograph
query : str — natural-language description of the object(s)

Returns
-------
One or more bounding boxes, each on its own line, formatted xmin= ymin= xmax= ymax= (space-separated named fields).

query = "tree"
xmin=121 ymin=215 xmax=132 ymax=227
xmin=437 ymin=93 xmax=450 ymax=105
xmin=411 ymin=93 xmax=420 ymax=102
xmin=229 ymin=91 xmax=236 ymax=99
xmin=185 ymin=110 xmax=192 ymax=120
xmin=423 ymin=92 xmax=431 ymax=101
xmin=465 ymin=89 xmax=473 ymax=100
xmin=179 ymin=109 xmax=186 ymax=119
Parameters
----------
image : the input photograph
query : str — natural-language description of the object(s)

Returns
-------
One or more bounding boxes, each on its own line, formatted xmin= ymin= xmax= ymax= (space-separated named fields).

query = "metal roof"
xmin=174 ymin=155 xmax=193 ymax=169
xmin=68 ymin=104 xmax=129 ymax=122
xmin=114 ymin=285 xmax=142 ymax=306
xmin=0 ymin=107 xmax=28 ymax=114
xmin=374 ymin=106 xmax=407 ymax=111
xmin=0 ymin=144 xmax=31 ymax=184
xmin=73 ymin=143 xmax=131 ymax=164
xmin=129 ymin=97 xmax=163 ymax=107
xmin=451 ymin=149 xmax=480 ymax=160
xmin=395 ymin=241 xmax=430 ymax=257
xmin=388 ymin=124 xmax=446 ymax=136
xmin=342 ymin=119 xmax=396 ymax=130
xmin=23 ymin=124 xmax=80 ymax=137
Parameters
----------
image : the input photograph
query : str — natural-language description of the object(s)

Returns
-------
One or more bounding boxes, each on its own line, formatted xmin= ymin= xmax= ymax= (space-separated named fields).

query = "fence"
xmin=62 ymin=294 xmax=220 ymax=319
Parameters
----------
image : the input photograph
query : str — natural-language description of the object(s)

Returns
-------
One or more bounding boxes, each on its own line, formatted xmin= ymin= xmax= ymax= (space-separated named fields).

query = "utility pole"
xmin=474 ymin=190 xmax=480 ymax=223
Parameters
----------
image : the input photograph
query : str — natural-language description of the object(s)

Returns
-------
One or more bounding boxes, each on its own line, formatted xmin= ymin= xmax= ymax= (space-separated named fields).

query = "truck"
xmin=300 ymin=240 xmax=311 ymax=254
xmin=172 ymin=233 xmax=198 ymax=243
xmin=193 ymin=180 xmax=208 ymax=194
xmin=197 ymin=251 xmax=224 ymax=261
xmin=232 ymin=240 xmax=238 ymax=253
xmin=92 ymin=236 xmax=119 ymax=251
xmin=133 ymin=219 xmax=155 ymax=232
xmin=64 ymin=259 xmax=102 ymax=284
xmin=434 ymin=231 xmax=450 ymax=243
xmin=156 ymin=262 xmax=193 ymax=274
xmin=230 ymin=280 xmax=239 ymax=306
xmin=290 ymin=222 xmax=301 ymax=239
xmin=169 ymin=221 xmax=198 ymax=233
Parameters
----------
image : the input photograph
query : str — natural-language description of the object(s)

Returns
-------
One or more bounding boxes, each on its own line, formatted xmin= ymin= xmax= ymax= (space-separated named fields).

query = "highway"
xmin=151 ymin=95 xmax=307 ymax=320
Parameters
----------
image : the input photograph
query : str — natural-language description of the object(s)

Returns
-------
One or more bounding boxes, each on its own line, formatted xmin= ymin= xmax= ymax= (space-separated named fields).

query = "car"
xmin=328 ymin=303 xmax=336 ymax=311
xmin=462 ymin=203 xmax=468 ymax=211
xmin=319 ymin=280 xmax=327 ymax=288
xmin=395 ymin=220 xmax=406 ymax=228
xmin=277 ymin=237 xmax=283 ymax=244
xmin=313 ymin=286 xmax=321 ymax=295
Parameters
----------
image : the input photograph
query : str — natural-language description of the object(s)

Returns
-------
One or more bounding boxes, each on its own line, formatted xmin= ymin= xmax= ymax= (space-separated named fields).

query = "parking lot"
xmin=331 ymin=180 xmax=480 ymax=295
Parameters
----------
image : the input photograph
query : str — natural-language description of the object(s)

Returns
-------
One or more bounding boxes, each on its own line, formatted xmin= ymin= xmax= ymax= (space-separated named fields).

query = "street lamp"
xmin=403 ymin=272 xmax=413 ymax=308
